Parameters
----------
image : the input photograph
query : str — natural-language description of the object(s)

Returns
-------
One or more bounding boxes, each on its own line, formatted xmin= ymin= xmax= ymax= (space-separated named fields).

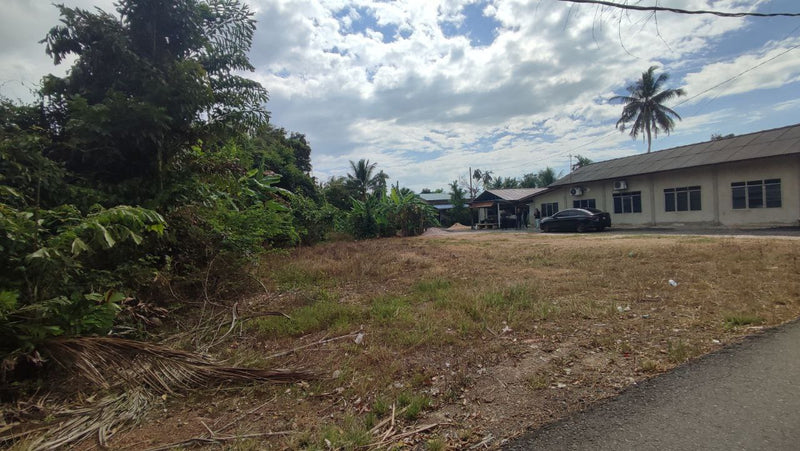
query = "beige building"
xmin=530 ymin=123 xmax=800 ymax=227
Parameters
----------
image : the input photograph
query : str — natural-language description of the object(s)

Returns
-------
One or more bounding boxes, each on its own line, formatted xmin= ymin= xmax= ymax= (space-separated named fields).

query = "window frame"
xmin=572 ymin=198 xmax=596 ymax=209
xmin=541 ymin=202 xmax=559 ymax=217
xmin=731 ymin=179 xmax=781 ymax=209
xmin=664 ymin=186 xmax=701 ymax=212
xmin=613 ymin=191 xmax=642 ymax=214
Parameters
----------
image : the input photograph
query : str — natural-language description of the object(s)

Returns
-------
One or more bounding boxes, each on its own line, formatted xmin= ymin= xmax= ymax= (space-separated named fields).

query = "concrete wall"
xmin=529 ymin=155 xmax=800 ymax=227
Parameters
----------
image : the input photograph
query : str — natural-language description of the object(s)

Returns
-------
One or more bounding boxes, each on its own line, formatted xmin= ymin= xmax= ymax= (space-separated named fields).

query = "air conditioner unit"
xmin=613 ymin=180 xmax=628 ymax=191
xmin=569 ymin=187 xmax=583 ymax=197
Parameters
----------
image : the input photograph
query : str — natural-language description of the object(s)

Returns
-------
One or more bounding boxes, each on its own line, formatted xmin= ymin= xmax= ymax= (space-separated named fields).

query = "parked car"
xmin=540 ymin=208 xmax=611 ymax=233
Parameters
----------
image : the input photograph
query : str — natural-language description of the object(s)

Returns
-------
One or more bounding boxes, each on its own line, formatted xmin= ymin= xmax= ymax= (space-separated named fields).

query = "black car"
xmin=540 ymin=208 xmax=611 ymax=233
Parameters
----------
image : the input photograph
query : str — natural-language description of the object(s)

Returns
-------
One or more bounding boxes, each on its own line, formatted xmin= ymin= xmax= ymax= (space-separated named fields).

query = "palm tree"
xmin=472 ymin=169 xmax=494 ymax=189
xmin=536 ymin=167 xmax=560 ymax=187
xmin=612 ymin=66 xmax=686 ymax=153
xmin=347 ymin=159 xmax=378 ymax=200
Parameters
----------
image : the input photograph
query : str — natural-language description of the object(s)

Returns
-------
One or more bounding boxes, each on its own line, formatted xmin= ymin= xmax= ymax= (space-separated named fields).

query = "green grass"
xmin=723 ymin=313 xmax=764 ymax=329
xmin=397 ymin=391 xmax=432 ymax=421
xmin=252 ymin=299 xmax=364 ymax=338
xmin=370 ymin=295 xmax=412 ymax=324
xmin=319 ymin=415 xmax=372 ymax=449
xmin=270 ymin=263 xmax=329 ymax=290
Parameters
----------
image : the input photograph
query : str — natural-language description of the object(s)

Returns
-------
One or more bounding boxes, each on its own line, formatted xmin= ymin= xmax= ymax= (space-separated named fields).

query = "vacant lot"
xmin=110 ymin=231 xmax=800 ymax=449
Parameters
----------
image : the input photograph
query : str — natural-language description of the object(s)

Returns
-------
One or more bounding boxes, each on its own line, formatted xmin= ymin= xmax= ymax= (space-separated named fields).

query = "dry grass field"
xmin=106 ymin=231 xmax=800 ymax=449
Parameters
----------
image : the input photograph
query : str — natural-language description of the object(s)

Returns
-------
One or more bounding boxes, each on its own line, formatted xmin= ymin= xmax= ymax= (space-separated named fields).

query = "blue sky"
xmin=2 ymin=0 xmax=800 ymax=191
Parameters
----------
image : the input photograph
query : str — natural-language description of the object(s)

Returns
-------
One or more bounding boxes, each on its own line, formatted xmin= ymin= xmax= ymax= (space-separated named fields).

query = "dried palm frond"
xmin=44 ymin=337 xmax=312 ymax=393
xmin=1 ymin=337 xmax=313 ymax=450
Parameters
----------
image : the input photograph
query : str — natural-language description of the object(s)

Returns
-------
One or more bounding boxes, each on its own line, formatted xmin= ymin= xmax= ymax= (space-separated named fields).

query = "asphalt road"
xmin=503 ymin=320 xmax=800 ymax=451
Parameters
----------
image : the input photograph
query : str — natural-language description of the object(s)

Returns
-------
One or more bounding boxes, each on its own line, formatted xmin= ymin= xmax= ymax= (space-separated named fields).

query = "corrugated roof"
xmin=419 ymin=193 xmax=450 ymax=202
xmin=551 ymin=123 xmax=800 ymax=187
xmin=474 ymin=188 xmax=547 ymax=202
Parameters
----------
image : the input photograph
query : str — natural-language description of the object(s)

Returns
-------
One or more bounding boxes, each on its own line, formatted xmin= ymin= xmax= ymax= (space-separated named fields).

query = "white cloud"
xmin=682 ymin=37 xmax=800 ymax=102
xmin=2 ymin=0 xmax=798 ymax=192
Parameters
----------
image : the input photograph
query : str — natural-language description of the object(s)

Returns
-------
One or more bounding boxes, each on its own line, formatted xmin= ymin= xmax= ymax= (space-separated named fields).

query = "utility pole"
xmin=468 ymin=167 xmax=475 ymax=228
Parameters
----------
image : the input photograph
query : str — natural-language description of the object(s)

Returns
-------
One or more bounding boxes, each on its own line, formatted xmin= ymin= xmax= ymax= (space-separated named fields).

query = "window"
xmin=613 ymin=191 xmax=642 ymax=214
xmin=731 ymin=179 xmax=781 ymax=209
xmin=765 ymin=179 xmax=781 ymax=208
xmin=664 ymin=186 xmax=701 ymax=212
xmin=541 ymin=202 xmax=559 ymax=217
xmin=573 ymin=199 xmax=596 ymax=209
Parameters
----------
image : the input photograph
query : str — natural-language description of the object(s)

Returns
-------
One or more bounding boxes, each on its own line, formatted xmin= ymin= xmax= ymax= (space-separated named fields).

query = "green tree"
xmin=536 ymin=167 xmax=560 ymax=187
xmin=520 ymin=173 xmax=539 ymax=188
xmin=40 ymin=0 xmax=268 ymax=196
xmin=448 ymin=180 xmax=470 ymax=225
xmin=573 ymin=155 xmax=593 ymax=171
xmin=321 ymin=176 xmax=358 ymax=210
xmin=711 ymin=133 xmax=735 ymax=141
xmin=472 ymin=169 xmax=493 ymax=191
xmin=612 ymin=66 xmax=686 ymax=153
xmin=373 ymin=170 xmax=389 ymax=199
xmin=489 ymin=176 xmax=520 ymax=189
xmin=346 ymin=159 xmax=380 ymax=201
xmin=244 ymin=125 xmax=317 ymax=199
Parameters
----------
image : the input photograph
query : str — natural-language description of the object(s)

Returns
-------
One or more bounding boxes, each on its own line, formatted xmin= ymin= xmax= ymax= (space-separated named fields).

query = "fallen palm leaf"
xmin=44 ymin=337 xmax=312 ymax=392
xmin=0 ymin=337 xmax=313 ymax=450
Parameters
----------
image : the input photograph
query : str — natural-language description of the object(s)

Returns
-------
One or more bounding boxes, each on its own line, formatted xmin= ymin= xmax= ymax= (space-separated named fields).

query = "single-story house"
xmin=420 ymin=192 xmax=466 ymax=223
xmin=471 ymin=188 xmax=547 ymax=228
xmin=529 ymin=123 xmax=800 ymax=227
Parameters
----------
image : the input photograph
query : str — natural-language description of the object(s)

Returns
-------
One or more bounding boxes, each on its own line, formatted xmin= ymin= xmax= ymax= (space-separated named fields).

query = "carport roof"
xmin=473 ymin=188 xmax=547 ymax=203
xmin=550 ymin=123 xmax=800 ymax=187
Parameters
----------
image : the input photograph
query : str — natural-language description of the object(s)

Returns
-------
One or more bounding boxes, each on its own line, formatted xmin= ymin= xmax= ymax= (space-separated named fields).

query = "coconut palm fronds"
xmin=0 ymin=337 xmax=313 ymax=450
xmin=44 ymin=337 xmax=313 ymax=393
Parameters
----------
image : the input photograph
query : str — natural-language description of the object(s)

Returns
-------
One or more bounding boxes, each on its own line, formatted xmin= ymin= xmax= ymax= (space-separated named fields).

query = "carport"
xmin=470 ymin=188 xmax=546 ymax=229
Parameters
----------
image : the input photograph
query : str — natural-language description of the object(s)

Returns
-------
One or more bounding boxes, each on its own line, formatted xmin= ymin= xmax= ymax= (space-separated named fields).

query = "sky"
xmin=2 ymin=0 xmax=800 ymax=192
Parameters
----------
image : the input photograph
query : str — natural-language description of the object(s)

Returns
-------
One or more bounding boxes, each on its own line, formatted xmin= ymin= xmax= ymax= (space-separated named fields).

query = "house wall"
xmin=529 ymin=155 xmax=800 ymax=227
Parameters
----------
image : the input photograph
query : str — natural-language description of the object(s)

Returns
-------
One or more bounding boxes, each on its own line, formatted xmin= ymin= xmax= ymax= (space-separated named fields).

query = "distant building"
xmin=471 ymin=188 xmax=546 ymax=229
xmin=420 ymin=192 xmax=464 ymax=223
xmin=530 ymin=123 xmax=800 ymax=227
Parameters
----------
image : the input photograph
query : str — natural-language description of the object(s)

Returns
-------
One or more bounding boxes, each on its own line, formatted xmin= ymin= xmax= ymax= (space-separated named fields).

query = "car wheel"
xmin=542 ymin=224 xmax=550 ymax=233
xmin=576 ymin=223 xmax=587 ymax=233
xmin=597 ymin=225 xmax=605 ymax=232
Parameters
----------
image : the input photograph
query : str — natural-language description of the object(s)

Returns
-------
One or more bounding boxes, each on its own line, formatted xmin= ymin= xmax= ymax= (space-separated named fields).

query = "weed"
xmin=667 ymin=339 xmax=693 ymax=364
xmin=372 ymin=396 xmax=390 ymax=417
xmin=371 ymin=295 xmax=412 ymax=324
xmin=252 ymin=300 xmax=364 ymax=338
xmin=397 ymin=391 xmax=432 ymax=420
xmin=270 ymin=263 xmax=328 ymax=290
xmin=525 ymin=373 xmax=551 ymax=390
xmin=414 ymin=278 xmax=452 ymax=295
xmin=426 ymin=437 xmax=446 ymax=451
xmin=723 ymin=314 xmax=764 ymax=329
xmin=319 ymin=415 xmax=371 ymax=449
xmin=411 ymin=370 xmax=431 ymax=388
xmin=639 ymin=359 xmax=660 ymax=373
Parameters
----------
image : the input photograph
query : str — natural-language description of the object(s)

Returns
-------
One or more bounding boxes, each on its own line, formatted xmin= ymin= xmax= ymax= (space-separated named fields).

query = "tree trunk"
xmin=646 ymin=123 xmax=652 ymax=153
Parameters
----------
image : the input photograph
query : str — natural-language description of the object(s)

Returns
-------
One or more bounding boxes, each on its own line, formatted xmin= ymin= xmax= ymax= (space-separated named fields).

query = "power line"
xmin=674 ymin=41 xmax=800 ymax=108
xmin=555 ymin=0 xmax=800 ymax=18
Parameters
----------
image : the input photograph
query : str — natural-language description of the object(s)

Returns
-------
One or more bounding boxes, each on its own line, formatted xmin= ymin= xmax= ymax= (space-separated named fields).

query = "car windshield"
xmin=584 ymin=207 xmax=602 ymax=214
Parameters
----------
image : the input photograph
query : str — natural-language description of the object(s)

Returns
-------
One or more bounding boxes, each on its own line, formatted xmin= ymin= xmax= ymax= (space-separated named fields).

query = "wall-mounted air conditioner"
xmin=569 ymin=186 xmax=583 ymax=196
xmin=613 ymin=180 xmax=628 ymax=191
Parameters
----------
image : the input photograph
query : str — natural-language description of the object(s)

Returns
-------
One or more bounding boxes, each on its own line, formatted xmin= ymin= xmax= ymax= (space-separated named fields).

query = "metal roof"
xmin=473 ymin=188 xmax=547 ymax=202
xmin=550 ymin=123 xmax=800 ymax=187
xmin=432 ymin=203 xmax=468 ymax=210
xmin=419 ymin=193 xmax=451 ymax=202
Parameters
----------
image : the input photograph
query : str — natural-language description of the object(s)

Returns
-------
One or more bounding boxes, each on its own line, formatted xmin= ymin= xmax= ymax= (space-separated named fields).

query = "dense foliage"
xmin=0 ymin=0 xmax=438 ymax=373
xmin=0 ymin=0 xmax=336 ymax=373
